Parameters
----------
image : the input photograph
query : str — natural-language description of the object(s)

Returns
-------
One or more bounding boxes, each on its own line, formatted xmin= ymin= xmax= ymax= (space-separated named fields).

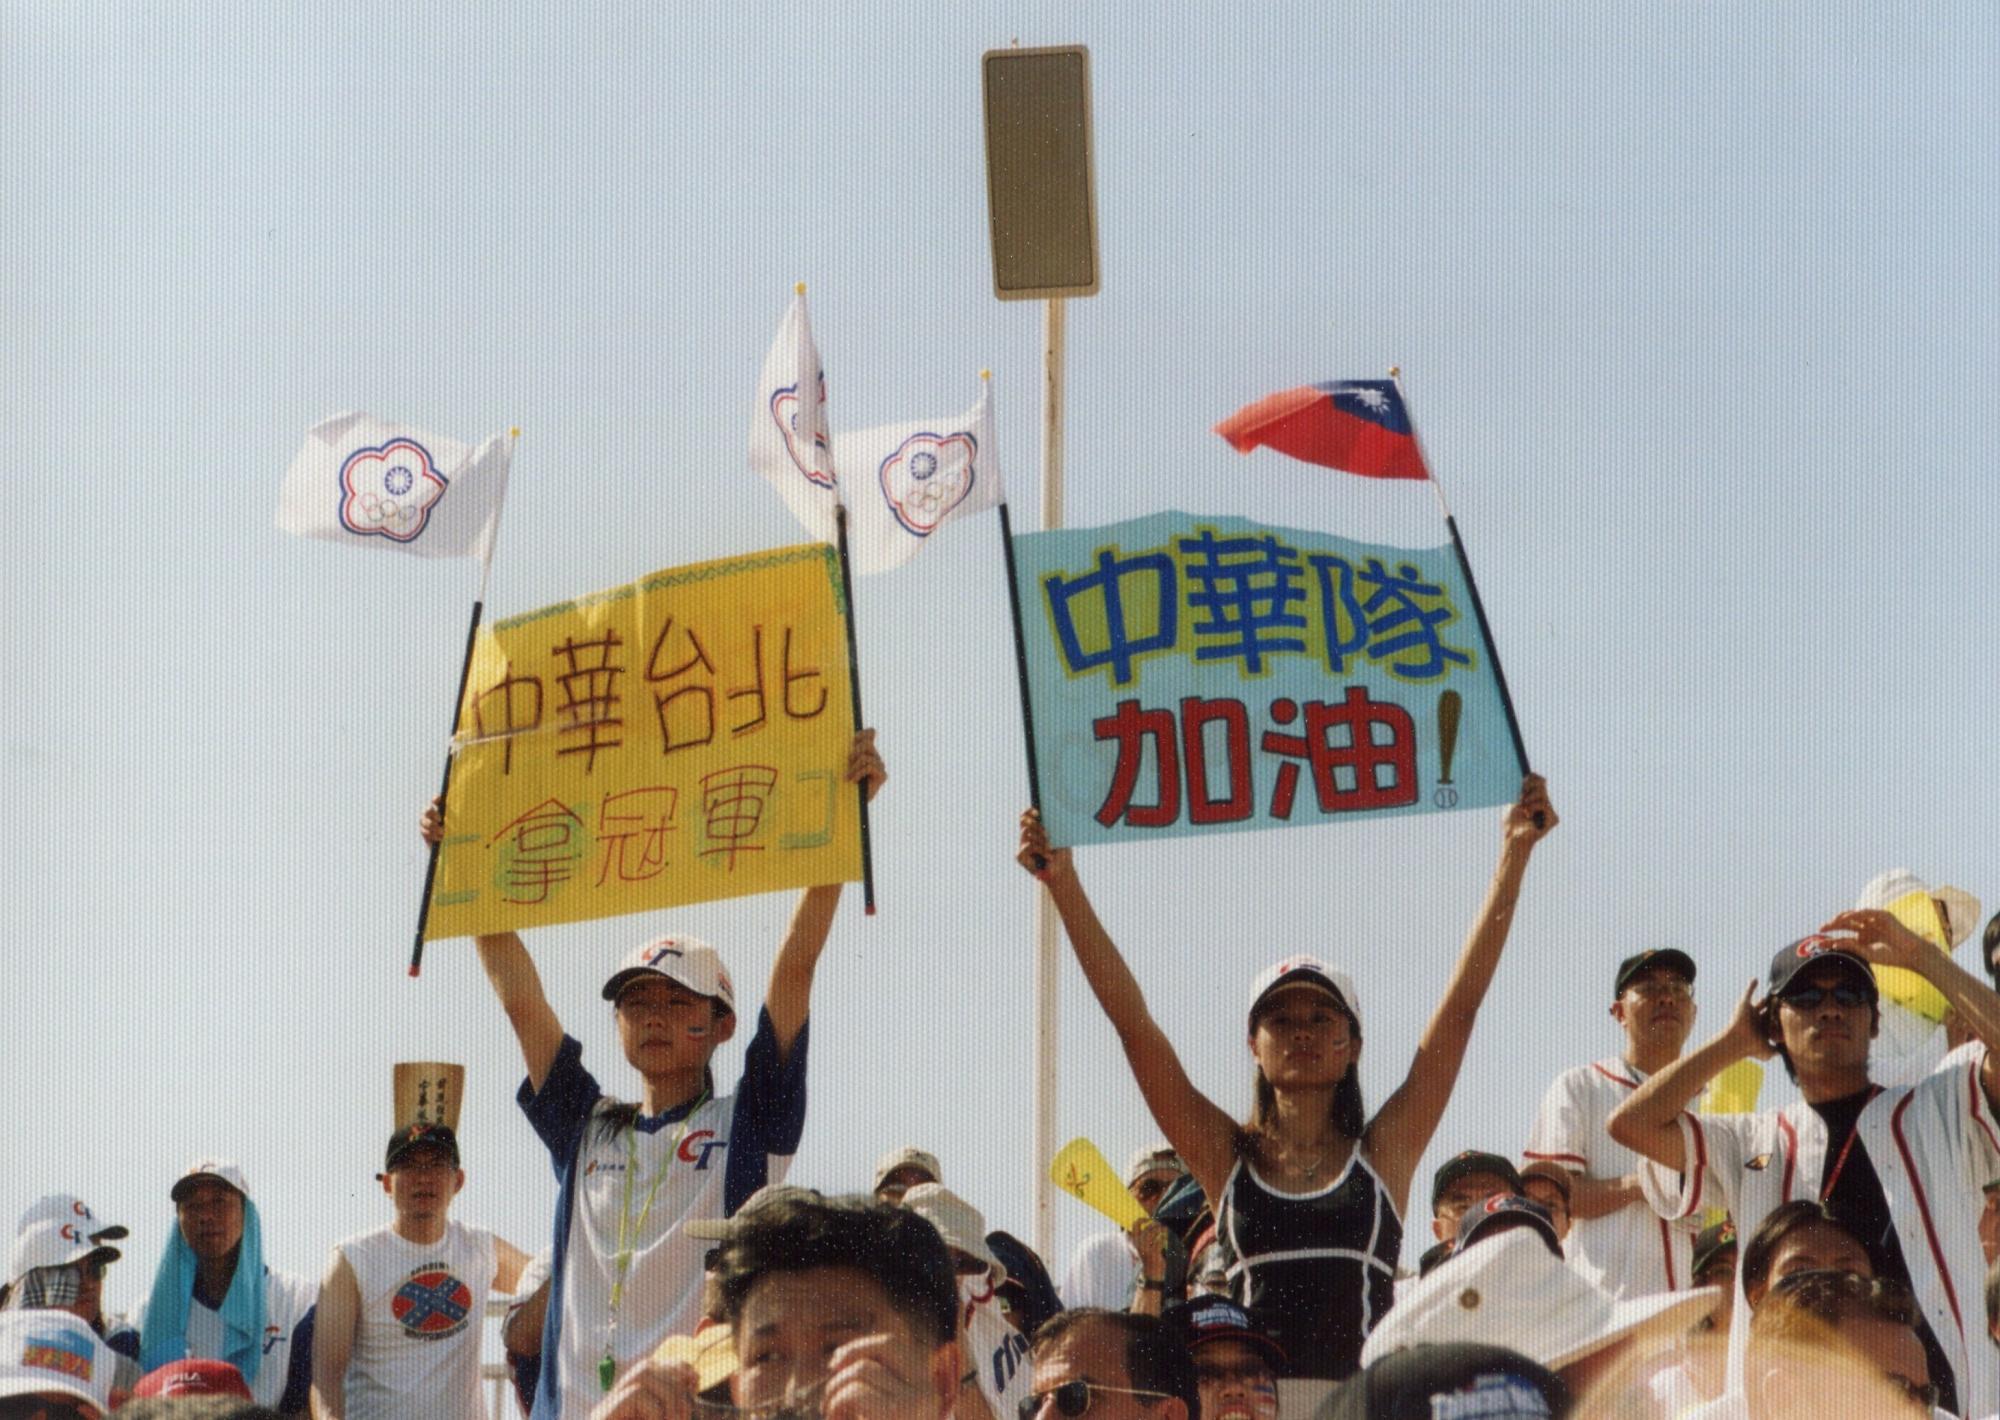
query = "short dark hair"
xmin=708 ymin=1194 xmax=957 ymax=1347
xmin=1031 ymin=1309 xmax=1200 ymax=1420
xmin=1986 ymin=1254 xmax=2000 ymax=1333
xmin=1740 ymin=1202 xmax=1879 ymax=1300
xmin=1984 ymin=910 xmax=2000 ymax=989
xmin=113 ymin=1402 xmax=283 ymax=1420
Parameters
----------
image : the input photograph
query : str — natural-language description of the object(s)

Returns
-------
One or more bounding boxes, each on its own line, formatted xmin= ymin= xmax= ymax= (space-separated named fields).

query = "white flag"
xmin=835 ymin=383 xmax=1002 ymax=575
xmin=277 ymin=412 xmax=511 ymax=560
xmin=749 ymin=292 xmax=839 ymax=543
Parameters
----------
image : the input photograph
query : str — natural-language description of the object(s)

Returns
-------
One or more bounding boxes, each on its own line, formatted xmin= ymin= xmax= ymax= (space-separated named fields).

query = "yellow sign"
xmin=1050 ymin=1137 xmax=1148 ymax=1229
xmin=426 ymin=546 xmax=859 ymax=938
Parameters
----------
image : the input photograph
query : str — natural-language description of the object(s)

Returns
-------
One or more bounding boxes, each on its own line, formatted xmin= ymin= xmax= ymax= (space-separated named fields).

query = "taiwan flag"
xmin=1214 ymin=380 xmax=1430 ymax=481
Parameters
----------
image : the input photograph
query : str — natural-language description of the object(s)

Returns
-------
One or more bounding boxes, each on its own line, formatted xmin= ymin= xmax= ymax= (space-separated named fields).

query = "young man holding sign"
xmin=422 ymin=730 xmax=885 ymax=1419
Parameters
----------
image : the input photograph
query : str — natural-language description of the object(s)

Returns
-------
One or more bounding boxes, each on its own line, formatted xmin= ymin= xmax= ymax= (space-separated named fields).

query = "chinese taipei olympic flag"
xmin=835 ymin=384 xmax=1003 ymax=574
xmin=278 ymin=412 xmax=511 ymax=559
xmin=1012 ymin=511 xmax=1519 ymax=848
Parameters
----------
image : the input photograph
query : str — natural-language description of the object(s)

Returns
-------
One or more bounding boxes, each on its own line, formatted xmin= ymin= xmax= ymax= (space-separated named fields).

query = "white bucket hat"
xmin=900 ymin=1184 xmax=1004 ymax=1286
xmin=1360 ymin=1229 xmax=1719 ymax=1373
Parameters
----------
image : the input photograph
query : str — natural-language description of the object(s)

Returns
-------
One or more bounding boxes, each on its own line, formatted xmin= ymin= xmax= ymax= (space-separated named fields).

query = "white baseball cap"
xmin=602 ymin=935 xmax=735 ymax=1009
xmin=170 ymin=1158 xmax=251 ymax=1204
xmin=1360 ymin=1229 xmax=1718 ymax=1373
xmin=15 ymin=1195 xmax=127 ymax=1244
xmin=1247 ymin=956 xmax=1361 ymax=1033
xmin=1856 ymin=869 xmax=1982 ymax=950
xmin=900 ymin=1184 xmax=1004 ymax=1285
xmin=873 ymin=1146 xmax=943 ymax=1193
xmin=0 ymin=1309 xmax=113 ymax=1414
xmin=7 ymin=1221 xmax=120 ymax=1287
xmin=1123 ymin=1144 xmax=1186 ymax=1188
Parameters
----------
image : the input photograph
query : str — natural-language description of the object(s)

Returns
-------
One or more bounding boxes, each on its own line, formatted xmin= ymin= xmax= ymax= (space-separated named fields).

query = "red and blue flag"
xmin=1214 ymin=380 xmax=1430 ymax=481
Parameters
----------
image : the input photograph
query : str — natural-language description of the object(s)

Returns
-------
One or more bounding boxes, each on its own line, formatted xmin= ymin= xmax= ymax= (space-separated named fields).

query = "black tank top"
xmin=1213 ymin=1150 xmax=1402 ymax=1379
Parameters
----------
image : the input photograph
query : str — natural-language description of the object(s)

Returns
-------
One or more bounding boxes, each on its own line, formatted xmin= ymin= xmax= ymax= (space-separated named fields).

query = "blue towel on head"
xmin=139 ymin=1198 xmax=268 ymax=1384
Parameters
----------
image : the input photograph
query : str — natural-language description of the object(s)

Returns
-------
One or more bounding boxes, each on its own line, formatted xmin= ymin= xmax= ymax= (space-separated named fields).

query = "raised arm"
xmin=307 ymin=1251 xmax=359 ymax=1420
xmin=493 ymin=1235 xmax=533 ymax=1297
xmin=1606 ymin=982 xmax=1772 ymax=1171
xmin=422 ymin=798 xmax=564 ymax=1091
xmin=1363 ymin=776 xmax=1556 ymax=1211
xmin=764 ymin=729 xmax=886 ymax=1060
xmin=1017 ymin=810 xmax=1239 ymax=1198
xmin=1824 ymin=907 xmax=2000 ymax=1111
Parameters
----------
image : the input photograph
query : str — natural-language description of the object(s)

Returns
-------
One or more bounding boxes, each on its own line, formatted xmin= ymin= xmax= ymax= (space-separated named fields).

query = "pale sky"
xmin=4 ymin=2 xmax=1997 ymax=1326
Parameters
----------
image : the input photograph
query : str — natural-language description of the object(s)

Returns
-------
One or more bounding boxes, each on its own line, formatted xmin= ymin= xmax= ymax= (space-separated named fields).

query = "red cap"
xmin=133 ymin=1359 xmax=254 ymax=1398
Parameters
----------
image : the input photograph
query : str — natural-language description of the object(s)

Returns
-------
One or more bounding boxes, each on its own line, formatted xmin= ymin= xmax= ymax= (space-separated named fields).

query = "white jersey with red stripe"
xmin=1523 ymin=1056 xmax=1695 ymax=1297
xmin=1636 ymin=1049 xmax=2000 ymax=1418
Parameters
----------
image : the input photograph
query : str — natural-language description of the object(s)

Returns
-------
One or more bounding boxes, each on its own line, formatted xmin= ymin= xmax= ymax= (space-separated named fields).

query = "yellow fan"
xmin=1700 ymin=1058 xmax=1763 ymax=1116
xmin=652 ymin=1327 xmax=738 ymax=1391
xmin=1050 ymin=1138 xmax=1148 ymax=1229
xmin=1872 ymin=890 xmax=1951 ymax=1024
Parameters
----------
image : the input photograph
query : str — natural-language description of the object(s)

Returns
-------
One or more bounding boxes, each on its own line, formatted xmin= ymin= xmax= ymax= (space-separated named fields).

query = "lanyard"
xmin=601 ymin=1089 xmax=709 ymax=1390
xmin=1819 ymin=1087 xmax=1882 ymax=1202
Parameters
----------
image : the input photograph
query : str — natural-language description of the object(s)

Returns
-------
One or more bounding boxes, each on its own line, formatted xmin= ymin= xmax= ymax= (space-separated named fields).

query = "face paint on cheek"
xmin=685 ymin=1024 xmax=710 ymax=1040
xmin=1248 ymin=1379 xmax=1279 ymax=1420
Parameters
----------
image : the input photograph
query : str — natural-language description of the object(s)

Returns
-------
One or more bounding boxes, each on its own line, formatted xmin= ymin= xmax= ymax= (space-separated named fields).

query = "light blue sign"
xmin=1013 ymin=511 xmax=1522 ymax=848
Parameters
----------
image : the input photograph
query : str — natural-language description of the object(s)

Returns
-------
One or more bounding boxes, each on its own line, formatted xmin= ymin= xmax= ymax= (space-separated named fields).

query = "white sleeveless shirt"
xmin=334 ymin=1220 xmax=498 ymax=1420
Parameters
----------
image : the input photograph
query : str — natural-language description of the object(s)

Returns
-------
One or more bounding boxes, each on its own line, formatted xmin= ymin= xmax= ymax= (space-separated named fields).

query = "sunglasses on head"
xmin=1019 ymin=1381 xmax=1172 ymax=1420
xmin=1780 ymin=984 xmax=1871 ymax=1010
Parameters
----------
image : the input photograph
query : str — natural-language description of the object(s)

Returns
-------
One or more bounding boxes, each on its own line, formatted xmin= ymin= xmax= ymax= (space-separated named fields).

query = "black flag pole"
xmin=996 ymin=501 xmax=1047 ymax=817
xmin=1389 ymin=370 xmax=1537 ymax=798
xmin=409 ymin=428 xmax=517 ymax=977
xmin=832 ymin=504 xmax=877 ymax=914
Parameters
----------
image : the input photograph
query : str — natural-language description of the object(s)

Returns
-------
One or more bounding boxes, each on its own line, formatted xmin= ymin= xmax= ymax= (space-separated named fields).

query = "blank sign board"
xmin=982 ymin=46 xmax=1100 ymax=300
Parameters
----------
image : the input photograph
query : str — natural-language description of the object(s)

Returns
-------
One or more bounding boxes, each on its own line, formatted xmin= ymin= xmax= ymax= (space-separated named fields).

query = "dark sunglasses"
xmin=1019 ymin=1381 xmax=1172 ymax=1420
xmin=1779 ymin=984 xmax=1870 ymax=1010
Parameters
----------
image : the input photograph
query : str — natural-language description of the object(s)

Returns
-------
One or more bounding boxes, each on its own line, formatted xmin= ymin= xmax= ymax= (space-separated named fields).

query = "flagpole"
xmin=1389 ymin=370 xmax=1535 ymax=785
xmin=1033 ymin=297 xmax=1067 ymax=1261
xmin=832 ymin=504 xmax=878 ymax=915
xmin=409 ymin=428 xmax=518 ymax=977
xmin=996 ymin=501 xmax=1045 ymax=816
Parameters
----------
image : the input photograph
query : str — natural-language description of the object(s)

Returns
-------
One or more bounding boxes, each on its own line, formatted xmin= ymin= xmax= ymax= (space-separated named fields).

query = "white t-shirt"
xmin=1525 ymin=1056 xmax=1696 ymax=1296
xmin=1061 ymin=1229 xmax=1138 ymax=1309
xmin=181 ymin=1268 xmax=318 ymax=1411
xmin=960 ymin=1273 xmax=1032 ymax=1420
xmin=333 ymin=1220 xmax=500 ymax=1420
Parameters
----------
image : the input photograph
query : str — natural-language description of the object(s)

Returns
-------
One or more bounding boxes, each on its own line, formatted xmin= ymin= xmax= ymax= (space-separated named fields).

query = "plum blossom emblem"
xmin=877 ymin=428 xmax=978 ymax=537
xmin=337 ymin=438 xmax=448 ymax=542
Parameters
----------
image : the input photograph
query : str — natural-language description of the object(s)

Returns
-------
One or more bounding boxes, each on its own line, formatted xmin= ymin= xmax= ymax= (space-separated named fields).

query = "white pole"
xmin=1033 ymin=296 xmax=1067 ymax=1263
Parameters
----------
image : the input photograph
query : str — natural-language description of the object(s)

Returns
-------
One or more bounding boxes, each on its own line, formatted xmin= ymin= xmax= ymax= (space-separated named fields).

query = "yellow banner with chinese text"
xmin=425 ymin=546 xmax=859 ymax=938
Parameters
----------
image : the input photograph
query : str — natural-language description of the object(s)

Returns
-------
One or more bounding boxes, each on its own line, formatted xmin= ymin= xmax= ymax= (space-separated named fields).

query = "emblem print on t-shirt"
xmin=392 ymin=1266 xmax=474 ymax=1338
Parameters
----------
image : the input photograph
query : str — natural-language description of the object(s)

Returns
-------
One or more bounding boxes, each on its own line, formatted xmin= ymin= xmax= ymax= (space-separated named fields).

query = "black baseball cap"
xmin=1431 ymin=1151 xmax=1525 ymax=1212
xmin=1315 ymin=1343 xmax=1569 ymax=1420
xmin=384 ymin=1123 xmax=460 ymax=1171
xmin=1691 ymin=1220 xmax=1738 ymax=1283
xmin=1613 ymin=949 xmax=1696 ymax=996
xmin=1455 ymin=1195 xmax=1563 ymax=1259
xmin=1767 ymin=936 xmax=1878 ymax=1002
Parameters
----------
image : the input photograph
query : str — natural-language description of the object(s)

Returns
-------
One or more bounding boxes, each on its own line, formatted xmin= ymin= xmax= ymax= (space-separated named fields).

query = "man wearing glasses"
xmin=1023 ymin=1312 xmax=1196 ymax=1420
xmin=1610 ymin=914 xmax=2000 ymax=1419
xmin=1524 ymin=948 xmax=1701 ymax=1300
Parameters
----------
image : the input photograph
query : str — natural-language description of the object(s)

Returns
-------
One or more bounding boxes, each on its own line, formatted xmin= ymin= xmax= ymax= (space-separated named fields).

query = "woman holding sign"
xmin=1016 ymin=774 xmax=1555 ymax=1379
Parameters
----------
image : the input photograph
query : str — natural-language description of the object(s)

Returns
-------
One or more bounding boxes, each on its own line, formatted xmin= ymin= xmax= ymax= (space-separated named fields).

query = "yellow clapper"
xmin=1050 ymin=1138 xmax=1149 ymax=1229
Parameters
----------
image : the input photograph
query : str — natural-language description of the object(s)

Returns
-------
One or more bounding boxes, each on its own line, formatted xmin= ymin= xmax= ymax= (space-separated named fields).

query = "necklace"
xmin=1270 ymin=1134 xmax=1334 ymax=1183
